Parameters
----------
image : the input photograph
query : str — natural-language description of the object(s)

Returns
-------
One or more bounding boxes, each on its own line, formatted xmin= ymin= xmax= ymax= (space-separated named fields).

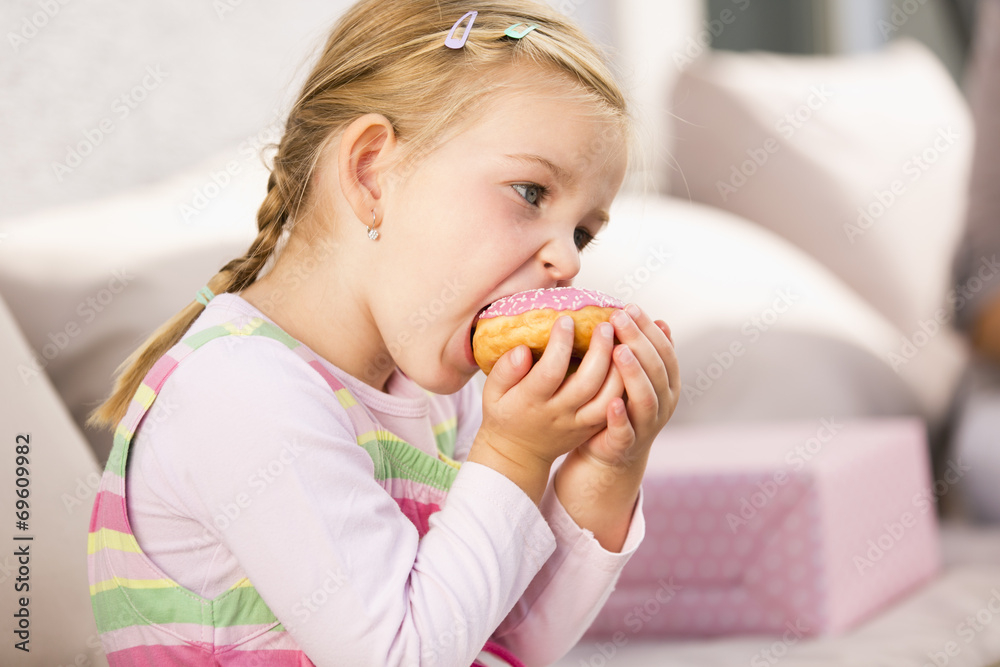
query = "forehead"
xmin=453 ymin=78 xmax=628 ymax=178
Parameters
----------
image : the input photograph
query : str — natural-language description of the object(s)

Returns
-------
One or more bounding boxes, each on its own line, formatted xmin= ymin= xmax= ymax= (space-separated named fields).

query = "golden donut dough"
xmin=472 ymin=305 xmax=620 ymax=375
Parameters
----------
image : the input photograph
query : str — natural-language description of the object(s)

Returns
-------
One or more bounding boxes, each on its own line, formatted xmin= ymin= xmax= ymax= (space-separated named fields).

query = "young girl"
xmin=86 ymin=1 xmax=680 ymax=665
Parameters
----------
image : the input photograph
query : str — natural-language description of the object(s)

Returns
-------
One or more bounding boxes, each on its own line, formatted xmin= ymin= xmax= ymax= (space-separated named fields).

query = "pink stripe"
xmin=107 ymin=642 xmax=212 ymax=666
xmin=90 ymin=490 xmax=130 ymax=534
xmin=384 ymin=477 xmax=449 ymax=506
xmin=481 ymin=640 xmax=525 ymax=667
xmin=304 ymin=358 xmax=345 ymax=391
xmin=395 ymin=498 xmax=441 ymax=536
xmin=108 ymin=644 xmax=314 ymax=667
xmin=217 ymin=648 xmax=315 ymax=666
xmin=144 ymin=354 xmax=180 ymax=392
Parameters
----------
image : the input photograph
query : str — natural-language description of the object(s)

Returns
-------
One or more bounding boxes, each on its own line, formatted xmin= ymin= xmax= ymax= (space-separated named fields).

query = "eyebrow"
xmin=504 ymin=153 xmax=576 ymax=187
xmin=503 ymin=153 xmax=611 ymax=227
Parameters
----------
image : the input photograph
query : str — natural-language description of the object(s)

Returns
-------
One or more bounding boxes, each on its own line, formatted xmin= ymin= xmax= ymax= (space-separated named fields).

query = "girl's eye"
xmin=512 ymin=183 xmax=545 ymax=206
xmin=574 ymin=227 xmax=596 ymax=251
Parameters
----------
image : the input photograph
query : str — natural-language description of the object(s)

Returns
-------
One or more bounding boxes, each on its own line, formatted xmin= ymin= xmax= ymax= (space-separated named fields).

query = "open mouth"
xmin=470 ymin=304 xmax=490 ymax=345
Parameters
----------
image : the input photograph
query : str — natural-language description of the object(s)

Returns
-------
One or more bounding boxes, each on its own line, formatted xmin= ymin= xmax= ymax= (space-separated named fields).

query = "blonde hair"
xmin=87 ymin=0 xmax=633 ymax=430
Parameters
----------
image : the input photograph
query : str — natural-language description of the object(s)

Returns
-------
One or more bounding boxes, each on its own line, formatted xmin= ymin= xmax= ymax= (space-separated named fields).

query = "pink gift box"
xmin=586 ymin=417 xmax=942 ymax=639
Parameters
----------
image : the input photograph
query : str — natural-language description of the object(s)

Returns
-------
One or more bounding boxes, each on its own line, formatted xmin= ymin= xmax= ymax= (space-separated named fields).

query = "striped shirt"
xmin=88 ymin=293 xmax=643 ymax=666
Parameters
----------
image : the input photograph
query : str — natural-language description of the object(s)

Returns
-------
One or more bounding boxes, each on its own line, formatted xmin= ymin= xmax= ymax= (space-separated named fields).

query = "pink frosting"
xmin=477 ymin=287 xmax=625 ymax=320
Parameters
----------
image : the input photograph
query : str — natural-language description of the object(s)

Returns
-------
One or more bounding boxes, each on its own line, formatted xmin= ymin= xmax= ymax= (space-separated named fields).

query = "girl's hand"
xmin=467 ymin=315 xmax=625 ymax=505
xmin=554 ymin=304 xmax=680 ymax=550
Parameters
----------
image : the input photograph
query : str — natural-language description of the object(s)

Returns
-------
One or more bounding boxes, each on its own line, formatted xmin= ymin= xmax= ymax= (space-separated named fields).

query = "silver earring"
xmin=367 ymin=209 xmax=380 ymax=241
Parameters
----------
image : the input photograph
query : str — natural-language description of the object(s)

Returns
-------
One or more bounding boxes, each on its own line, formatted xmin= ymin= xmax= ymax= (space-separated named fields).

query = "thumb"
xmin=483 ymin=345 xmax=532 ymax=398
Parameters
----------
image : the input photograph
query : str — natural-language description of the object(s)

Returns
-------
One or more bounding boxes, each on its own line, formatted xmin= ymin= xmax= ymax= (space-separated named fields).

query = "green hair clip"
xmin=504 ymin=22 xmax=539 ymax=39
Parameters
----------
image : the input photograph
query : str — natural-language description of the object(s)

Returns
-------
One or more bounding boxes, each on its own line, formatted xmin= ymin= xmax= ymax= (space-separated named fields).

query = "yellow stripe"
xmin=228 ymin=577 xmax=254 ymax=590
xmin=88 ymin=528 xmax=141 ymax=556
xmin=432 ymin=417 xmax=456 ymax=436
xmin=223 ymin=318 xmax=265 ymax=337
xmin=114 ymin=423 xmax=133 ymax=444
xmin=334 ymin=388 xmax=357 ymax=409
xmin=437 ymin=452 xmax=461 ymax=470
xmin=90 ymin=575 xmax=176 ymax=596
xmin=134 ymin=383 xmax=156 ymax=410
xmin=356 ymin=429 xmax=407 ymax=447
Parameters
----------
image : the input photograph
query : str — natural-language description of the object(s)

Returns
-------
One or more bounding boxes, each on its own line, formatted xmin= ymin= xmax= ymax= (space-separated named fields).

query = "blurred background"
xmin=4 ymin=1 xmax=1000 ymax=666
xmin=0 ymin=0 xmax=981 ymax=219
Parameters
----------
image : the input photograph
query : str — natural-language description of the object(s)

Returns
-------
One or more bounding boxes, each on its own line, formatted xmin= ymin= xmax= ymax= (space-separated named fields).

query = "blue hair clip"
xmin=445 ymin=10 xmax=477 ymax=49
xmin=195 ymin=286 xmax=215 ymax=306
xmin=504 ymin=23 xmax=538 ymax=39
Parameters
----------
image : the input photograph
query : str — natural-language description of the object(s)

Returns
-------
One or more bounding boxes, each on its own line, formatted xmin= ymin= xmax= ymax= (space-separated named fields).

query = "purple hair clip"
xmin=445 ymin=10 xmax=477 ymax=49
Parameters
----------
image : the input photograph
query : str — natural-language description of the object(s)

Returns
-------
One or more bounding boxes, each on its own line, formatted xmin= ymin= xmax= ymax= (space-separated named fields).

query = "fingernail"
xmin=626 ymin=303 xmax=641 ymax=319
xmin=560 ymin=316 xmax=574 ymax=330
xmin=611 ymin=310 xmax=629 ymax=326
xmin=613 ymin=400 xmax=625 ymax=416
xmin=598 ymin=322 xmax=613 ymax=338
xmin=513 ymin=346 xmax=527 ymax=364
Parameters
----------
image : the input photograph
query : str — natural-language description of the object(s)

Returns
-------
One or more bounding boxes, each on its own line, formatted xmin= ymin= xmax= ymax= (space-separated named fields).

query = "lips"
xmin=469 ymin=304 xmax=490 ymax=345
xmin=466 ymin=304 xmax=491 ymax=367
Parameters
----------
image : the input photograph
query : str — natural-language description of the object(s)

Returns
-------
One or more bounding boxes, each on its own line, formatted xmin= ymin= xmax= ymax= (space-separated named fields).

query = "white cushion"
xmin=0 ymin=292 xmax=106 ymax=666
xmin=668 ymin=39 xmax=973 ymax=343
xmin=578 ymin=195 xmax=965 ymax=436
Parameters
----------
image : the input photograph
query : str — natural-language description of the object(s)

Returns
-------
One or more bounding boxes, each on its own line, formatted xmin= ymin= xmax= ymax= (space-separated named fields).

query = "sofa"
xmin=3 ymin=1 xmax=1000 ymax=665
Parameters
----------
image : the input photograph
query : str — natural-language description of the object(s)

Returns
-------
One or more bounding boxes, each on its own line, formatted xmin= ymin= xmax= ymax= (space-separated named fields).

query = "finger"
xmin=606 ymin=397 xmax=636 ymax=458
xmin=559 ymin=320 xmax=614 ymax=405
xmin=625 ymin=305 xmax=674 ymax=367
xmin=525 ymin=315 xmax=575 ymax=396
xmin=613 ymin=343 xmax=658 ymax=423
xmin=581 ymin=397 xmax=636 ymax=466
xmin=611 ymin=306 xmax=668 ymax=391
xmin=626 ymin=307 xmax=674 ymax=369
xmin=577 ymin=359 xmax=624 ymax=426
xmin=655 ymin=319 xmax=673 ymax=346
xmin=482 ymin=344 xmax=532 ymax=401
xmin=653 ymin=319 xmax=681 ymax=393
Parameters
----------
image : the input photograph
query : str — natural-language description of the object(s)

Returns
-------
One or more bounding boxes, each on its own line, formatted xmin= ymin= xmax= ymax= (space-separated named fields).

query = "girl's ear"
xmin=337 ymin=113 xmax=397 ymax=222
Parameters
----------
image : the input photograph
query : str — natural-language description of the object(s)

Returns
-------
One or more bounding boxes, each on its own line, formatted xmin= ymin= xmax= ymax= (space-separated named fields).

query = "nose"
xmin=537 ymin=233 xmax=581 ymax=286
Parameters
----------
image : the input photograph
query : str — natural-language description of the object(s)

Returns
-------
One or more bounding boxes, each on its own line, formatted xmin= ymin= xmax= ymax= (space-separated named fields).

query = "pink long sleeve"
xmin=126 ymin=294 xmax=643 ymax=666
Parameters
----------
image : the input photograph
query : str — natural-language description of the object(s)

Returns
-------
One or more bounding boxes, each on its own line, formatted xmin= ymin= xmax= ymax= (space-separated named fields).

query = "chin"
xmin=403 ymin=367 xmax=478 ymax=395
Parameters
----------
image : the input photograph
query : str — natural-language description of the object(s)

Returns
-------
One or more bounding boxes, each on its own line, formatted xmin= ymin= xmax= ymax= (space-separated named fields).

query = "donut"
xmin=472 ymin=287 xmax=625 ymax=375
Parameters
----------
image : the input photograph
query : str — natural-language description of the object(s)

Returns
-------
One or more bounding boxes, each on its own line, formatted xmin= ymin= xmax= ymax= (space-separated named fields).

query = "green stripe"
xmin=250 ymin=321 xmax=299 ymax=349
xmin=434 ymin=424 xmax=457 ymax=459
xmin=182 ymin=325 xmax=236 ymax=349
xmin=107 ymin=436 xmax=127 ymax=476
xmin=91 ymin=584 xmax=279 ymax=633
xmin=180 ymin=320 xmax=299 ymax=351
xmin=361 ymin=431 xmax=457 ymax=491
xmin=213 ymin=584 xmax=282 ymax=627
